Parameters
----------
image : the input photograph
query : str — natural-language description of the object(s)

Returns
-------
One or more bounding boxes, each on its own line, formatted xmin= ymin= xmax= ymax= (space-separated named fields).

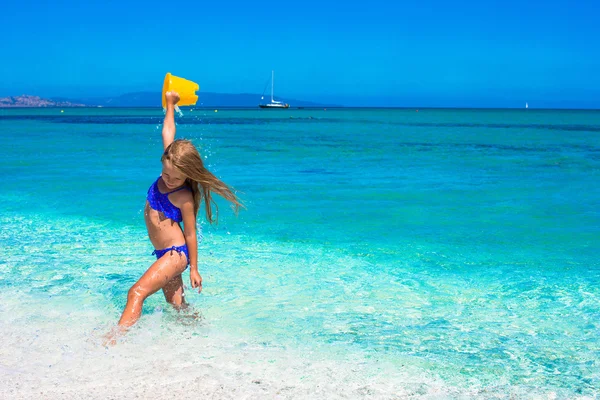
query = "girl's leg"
xmin=162 ymin=274 xmax=186 ymax=308
xmin=118 ymin=251 xmax=187 ymax=328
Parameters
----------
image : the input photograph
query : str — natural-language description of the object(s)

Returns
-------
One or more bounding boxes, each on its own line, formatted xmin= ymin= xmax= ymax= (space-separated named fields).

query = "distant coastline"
xmin=0 ymin=92 xmax=338 ymax=108
xmin=0 ymin=95 xmax=85 ymax=108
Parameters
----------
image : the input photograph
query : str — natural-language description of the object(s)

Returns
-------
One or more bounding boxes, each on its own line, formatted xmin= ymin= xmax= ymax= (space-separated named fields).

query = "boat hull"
xmin=259 ymin=103 xmax=290 ymax=109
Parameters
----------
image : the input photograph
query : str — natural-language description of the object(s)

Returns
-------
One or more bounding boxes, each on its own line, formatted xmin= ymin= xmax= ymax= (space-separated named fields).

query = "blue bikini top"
xmin=147 ymin=177 xmax=190 ymax=222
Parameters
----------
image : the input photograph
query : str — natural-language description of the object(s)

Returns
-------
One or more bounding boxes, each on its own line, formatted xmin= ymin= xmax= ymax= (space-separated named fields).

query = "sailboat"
xmin=525 ymin=102 xmax=529 ymax=109
xmin=259 ymin=70 xmax=289 ymax=109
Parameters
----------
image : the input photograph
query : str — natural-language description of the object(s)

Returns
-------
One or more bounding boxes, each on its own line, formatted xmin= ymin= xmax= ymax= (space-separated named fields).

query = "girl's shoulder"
xmin=169 ymin=186 xmax=194 ymax=204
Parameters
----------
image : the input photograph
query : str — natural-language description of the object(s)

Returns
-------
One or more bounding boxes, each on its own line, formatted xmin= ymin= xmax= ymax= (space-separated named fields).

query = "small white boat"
xmin=259 ymin=70 xmax=289 ymax=109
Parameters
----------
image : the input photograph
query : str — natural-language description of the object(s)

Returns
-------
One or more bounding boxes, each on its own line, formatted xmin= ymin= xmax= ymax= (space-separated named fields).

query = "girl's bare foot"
xmin=102 ymin=326 xmax=127 ymax=347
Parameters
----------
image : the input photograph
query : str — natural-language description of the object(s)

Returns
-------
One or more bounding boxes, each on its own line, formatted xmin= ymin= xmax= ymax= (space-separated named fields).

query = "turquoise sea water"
xmin=1 ymin=107 xmax=599 ymax=398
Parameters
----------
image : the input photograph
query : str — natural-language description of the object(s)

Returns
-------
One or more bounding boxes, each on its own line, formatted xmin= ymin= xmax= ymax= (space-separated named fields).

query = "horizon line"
xmin=1 ymin=105 xmax=600 ymax=111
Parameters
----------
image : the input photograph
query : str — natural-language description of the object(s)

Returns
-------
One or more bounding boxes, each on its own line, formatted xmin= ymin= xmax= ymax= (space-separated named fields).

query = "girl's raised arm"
xmin=162 ymin=91 xmax=180 ymax=151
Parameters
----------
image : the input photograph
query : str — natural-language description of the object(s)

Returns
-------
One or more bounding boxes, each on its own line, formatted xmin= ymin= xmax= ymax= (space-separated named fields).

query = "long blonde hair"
xmin=161 ymin=139 xmax=242 ymax=224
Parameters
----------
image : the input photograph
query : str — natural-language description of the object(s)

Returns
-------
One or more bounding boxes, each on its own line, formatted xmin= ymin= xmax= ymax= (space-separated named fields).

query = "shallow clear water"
xmin=1 ymin=107 xmax=599 ymax=398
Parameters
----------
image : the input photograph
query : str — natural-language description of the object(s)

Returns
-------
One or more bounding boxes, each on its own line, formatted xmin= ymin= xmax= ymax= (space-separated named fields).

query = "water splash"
xmin=162 ymin=106 xmax=184 ymax=117
xmin=174 ymin=105 xmax=183 ymax=117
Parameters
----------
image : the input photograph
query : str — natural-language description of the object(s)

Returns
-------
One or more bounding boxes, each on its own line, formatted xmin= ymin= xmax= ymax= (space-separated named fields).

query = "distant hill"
xmin=64 ymin=92 xmax=337 ymax=108
xmin=0 ymin=95 xmax=85 ymax=108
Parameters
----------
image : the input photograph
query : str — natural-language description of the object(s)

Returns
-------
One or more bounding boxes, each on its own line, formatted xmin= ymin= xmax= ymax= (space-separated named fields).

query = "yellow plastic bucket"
xmin=162 ymin=73 xmax=199 ymax=108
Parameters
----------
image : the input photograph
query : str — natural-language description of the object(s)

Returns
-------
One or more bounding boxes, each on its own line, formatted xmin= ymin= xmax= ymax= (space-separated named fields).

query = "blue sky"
xmin=1 ymin=0 xmax=599 ymax=107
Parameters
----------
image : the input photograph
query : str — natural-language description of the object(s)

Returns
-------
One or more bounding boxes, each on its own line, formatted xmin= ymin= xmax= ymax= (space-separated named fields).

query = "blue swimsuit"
xmin=147 ymin=177 xmax=190 ymax=265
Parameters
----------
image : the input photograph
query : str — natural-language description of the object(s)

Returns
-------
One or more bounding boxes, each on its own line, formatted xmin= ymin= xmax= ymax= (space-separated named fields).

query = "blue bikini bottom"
xmin=152 ymin=244 xmax=189 ymax=266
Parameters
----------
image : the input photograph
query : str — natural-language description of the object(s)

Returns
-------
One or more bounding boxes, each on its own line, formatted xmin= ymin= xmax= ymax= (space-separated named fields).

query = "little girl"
xmin=113 ymin=91 xmax=242 ymax=335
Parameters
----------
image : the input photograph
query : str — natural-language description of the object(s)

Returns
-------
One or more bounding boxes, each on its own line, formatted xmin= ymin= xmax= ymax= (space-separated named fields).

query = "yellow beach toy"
xmin=162 ymin=73 xmax=199 ymax=108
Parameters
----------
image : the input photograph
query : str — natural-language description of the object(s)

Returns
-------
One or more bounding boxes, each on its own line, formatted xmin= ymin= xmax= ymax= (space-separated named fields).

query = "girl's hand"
xmin=190 ymin=269 xmax=203 ymax=293
xmin=165 ymin=91 xmax=180 ymax=106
